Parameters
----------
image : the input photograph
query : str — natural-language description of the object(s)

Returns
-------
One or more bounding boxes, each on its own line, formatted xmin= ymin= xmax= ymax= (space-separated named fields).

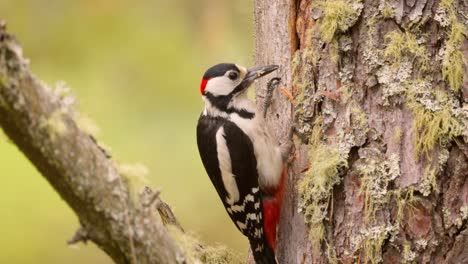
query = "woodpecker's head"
xmin=200 ymin=63 xmax=278 ymax=97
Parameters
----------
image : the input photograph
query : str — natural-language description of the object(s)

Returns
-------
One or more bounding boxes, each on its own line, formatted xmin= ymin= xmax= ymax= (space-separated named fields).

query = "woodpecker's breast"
xmin=229 ymin=100 xmax=283 ymax=191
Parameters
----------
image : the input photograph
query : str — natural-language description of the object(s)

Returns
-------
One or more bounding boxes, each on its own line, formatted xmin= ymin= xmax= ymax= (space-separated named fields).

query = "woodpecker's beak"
xmin=236 ymin=65 xmax=279 ymax=93
xmin=245 ymin=65 xmax=279 ymax=82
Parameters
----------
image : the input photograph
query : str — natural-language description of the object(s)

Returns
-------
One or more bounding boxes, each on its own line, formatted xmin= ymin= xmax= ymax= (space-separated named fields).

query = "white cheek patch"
xmin=204 ymin=76 xmax=242 ymax=96
xmin=204 ymin=77 xmax=233 ymax=96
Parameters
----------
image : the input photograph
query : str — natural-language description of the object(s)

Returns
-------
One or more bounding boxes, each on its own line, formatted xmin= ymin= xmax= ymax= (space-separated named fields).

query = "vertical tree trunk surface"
xmin=255 ymin=0 xmax=467 ymax=263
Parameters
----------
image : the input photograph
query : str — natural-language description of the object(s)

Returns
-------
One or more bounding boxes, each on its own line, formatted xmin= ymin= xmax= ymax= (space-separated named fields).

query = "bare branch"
xmin=0 ymin=23 xmax=184 ymax=264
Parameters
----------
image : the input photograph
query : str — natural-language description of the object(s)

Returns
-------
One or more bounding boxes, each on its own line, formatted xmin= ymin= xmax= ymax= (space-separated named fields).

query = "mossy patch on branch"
xmin=118 ymin=163 xmax=150 ymax=203
xmin=76 ymin=114 xmax=101 ymax=136
xmin=167 ymin=225 xmax=242 ymax=264
xmin=39 ymin=109 xmax=68 ymax=141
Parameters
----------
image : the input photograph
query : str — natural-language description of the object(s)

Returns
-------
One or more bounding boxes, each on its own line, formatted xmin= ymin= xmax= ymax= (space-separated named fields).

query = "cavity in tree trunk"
xmin=255 ymin=0 xmax=468 ymax=263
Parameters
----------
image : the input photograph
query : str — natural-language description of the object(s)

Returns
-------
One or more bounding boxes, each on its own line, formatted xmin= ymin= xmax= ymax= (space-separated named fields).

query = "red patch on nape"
xmin=200 ymin=78 xmax=210 ymax=95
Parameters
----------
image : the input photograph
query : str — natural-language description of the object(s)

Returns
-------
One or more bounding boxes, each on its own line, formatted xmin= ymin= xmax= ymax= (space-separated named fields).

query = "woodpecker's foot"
xmin=280 ymin=124 xmax=296 ymax=163
xmin=263 ymin=77 xmax=281 ymax=118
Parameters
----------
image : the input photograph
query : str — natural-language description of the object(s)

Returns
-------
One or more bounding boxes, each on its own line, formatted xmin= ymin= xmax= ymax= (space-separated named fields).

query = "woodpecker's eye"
xmin=228 ymin=71 xmax=239 ymax=80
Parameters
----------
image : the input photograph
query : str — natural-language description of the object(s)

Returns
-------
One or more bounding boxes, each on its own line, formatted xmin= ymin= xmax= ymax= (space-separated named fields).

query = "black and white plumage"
xmin=196 ymin=63 xmax=283 ymax=264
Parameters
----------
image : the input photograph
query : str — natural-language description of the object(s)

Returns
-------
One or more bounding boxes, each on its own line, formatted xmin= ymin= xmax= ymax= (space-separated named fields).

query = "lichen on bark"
xmin=288 ymin=0 xmax=468 ymax=262
xmin=437 ymin=0 xmax=466 ymax=91
xmin=297 ymin=117 xmax=347 ymax=253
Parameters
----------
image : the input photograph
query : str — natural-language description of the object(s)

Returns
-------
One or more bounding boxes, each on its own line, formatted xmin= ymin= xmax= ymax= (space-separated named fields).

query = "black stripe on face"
xmin=203 ymin=63 xmax=240 ymax=79
xmin=204 ymin=92 xmax=255 ymax=119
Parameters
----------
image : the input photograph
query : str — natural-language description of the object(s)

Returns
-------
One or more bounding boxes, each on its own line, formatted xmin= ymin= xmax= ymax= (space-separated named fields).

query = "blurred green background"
xmin=0 ymin=0 xmax=254 ymax=262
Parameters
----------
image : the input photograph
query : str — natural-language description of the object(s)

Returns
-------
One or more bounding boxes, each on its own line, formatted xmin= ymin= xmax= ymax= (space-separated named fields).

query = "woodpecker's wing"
xmin=197 ymin=114 xmax=276 ymax=263
xmin=196 ymin=115 xmax=227 ymax=201
xmin=196 ymin=115 xmax=260 ymax=226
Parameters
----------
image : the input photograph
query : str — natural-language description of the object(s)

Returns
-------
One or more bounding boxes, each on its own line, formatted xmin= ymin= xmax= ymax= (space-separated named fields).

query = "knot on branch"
xmin=140 ymin=186 xmax=161 ymax=208
xmin=140 ymin=186 xmax=183 ymax=231
xmin=67 ymin=226 xmax=89 ymax=245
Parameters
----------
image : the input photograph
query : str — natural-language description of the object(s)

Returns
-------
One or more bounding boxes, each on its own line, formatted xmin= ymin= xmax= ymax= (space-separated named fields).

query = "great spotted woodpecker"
xmin=196 ymin=63 xmax=291 ymax=264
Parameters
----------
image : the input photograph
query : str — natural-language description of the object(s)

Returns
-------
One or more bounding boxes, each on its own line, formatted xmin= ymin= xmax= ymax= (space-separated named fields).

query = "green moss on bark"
xmin=118 ymin=163 xmax=150 ymax=203
xmin=435 ymin=0 xmax=466 ymax=91
xmin=356 ymin=149 xmax=400 ymax=223
xmin=298 ymin=119 xmax=347 ymax=252
xmin=379 ymin=2 xmax=395 ymax=19
xmin=318 ymin=0 xmax=363 ymax=43
xmin=383 ymin=31 xmax=428 ymax=70
xmin=39 ymin=109 xmax=68 ymax=141
xmin=442 ymin=21 xmax=466 ymax=91
xmin=404 ymin=81 xmax=465 ymax=195
xmin=407 ymin=85 xmax=463 ymax=159
xmin=360 ymin=225 xmax=391 ymax=264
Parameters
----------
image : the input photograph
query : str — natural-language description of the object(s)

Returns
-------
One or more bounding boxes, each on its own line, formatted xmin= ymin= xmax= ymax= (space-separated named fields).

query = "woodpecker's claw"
xmin=263 ymin=77 xmax=281 ymax=118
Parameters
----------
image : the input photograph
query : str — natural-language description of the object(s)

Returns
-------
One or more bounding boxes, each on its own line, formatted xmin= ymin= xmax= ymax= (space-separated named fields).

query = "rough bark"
xmin=254 ymin=1 xmax=315 ymax=263
xmin=0 ymin=22 xmax=184 ymax=264
xmin=255 ymin=0 xmax=468 ymax=263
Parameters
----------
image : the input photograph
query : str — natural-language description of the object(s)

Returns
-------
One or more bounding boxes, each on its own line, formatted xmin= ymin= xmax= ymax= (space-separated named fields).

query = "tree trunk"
xmin=0 ymin=22 xmax=185 ymax=264
xmin=255 ymin=0 xmax=468 ymax=263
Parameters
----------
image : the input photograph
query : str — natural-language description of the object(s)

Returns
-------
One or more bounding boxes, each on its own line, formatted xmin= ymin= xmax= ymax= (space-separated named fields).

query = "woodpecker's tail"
xmin=249 ymin=238 xmax=277 ymax=264
xmin=262 ymin=167 xmax=287 ymax=249
xmin=252 ymin=167 xmax=287 ymax=264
